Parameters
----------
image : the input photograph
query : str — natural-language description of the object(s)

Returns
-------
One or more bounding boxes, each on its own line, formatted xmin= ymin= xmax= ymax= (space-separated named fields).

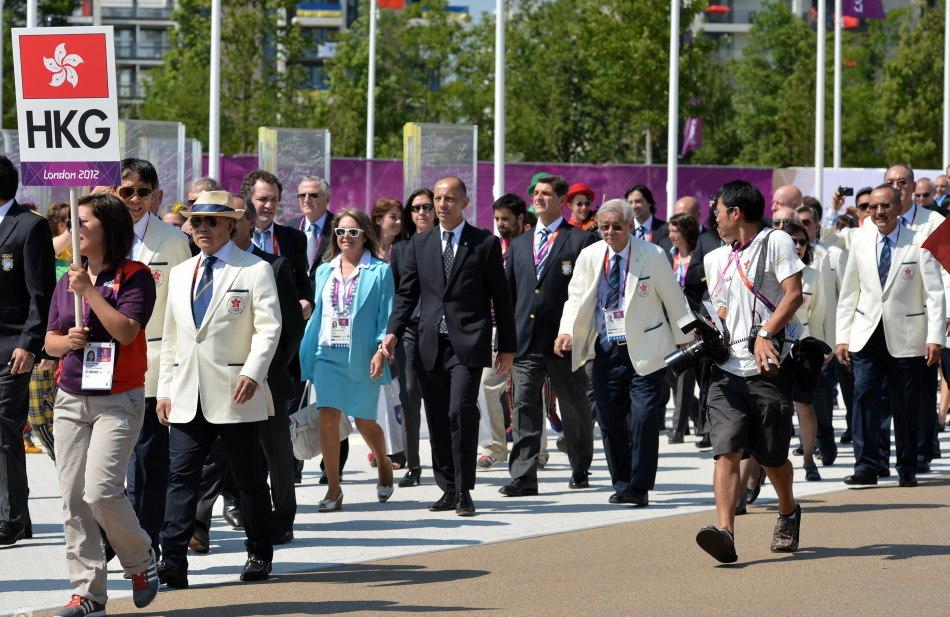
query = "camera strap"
xmin=735 ymin=230 xmax=776 ymax=314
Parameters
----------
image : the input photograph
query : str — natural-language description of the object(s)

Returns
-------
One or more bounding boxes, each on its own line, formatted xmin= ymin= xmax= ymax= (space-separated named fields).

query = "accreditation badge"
xmin=604 ymin=310 xmax=627 ymax=344
xmin=80 ymin=342 xmax=116 ymax=391
xmin=1 ymin=253 xmax=12 ymax=271
xmin=330 ymin=318 xmax=351 ymax=348
xmin=561 ymin=260 xmax=573 ymax=275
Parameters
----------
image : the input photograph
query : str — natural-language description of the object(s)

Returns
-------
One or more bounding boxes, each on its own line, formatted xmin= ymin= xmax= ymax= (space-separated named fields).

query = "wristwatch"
xmin=756 ymin=328 xmax=770 ymax=339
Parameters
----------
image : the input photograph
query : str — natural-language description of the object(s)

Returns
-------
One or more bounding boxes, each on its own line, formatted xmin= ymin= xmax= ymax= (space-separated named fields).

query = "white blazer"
xmin=136 ymin=214 xmax=192 ymax=398
xmin=157 ymin=246 xmax=282 ymax=424
xmin=836 ymin=225 xmax=945 ymax=357
xmin=558 ymin=237 xmax=692 ymax=374
xmin=797 ymin=265 xmax=835 ymax=345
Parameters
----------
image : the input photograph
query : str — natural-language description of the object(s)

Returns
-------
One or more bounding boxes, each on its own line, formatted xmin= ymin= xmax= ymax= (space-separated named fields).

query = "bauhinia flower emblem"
xmin=43 ymin=43 xmax=83 ymax=88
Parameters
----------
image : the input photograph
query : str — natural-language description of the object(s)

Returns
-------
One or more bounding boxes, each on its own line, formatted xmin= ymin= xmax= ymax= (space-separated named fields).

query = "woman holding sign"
xmin=299 ymin=208 xmax=396 ymax=512
xmin=44 ymin=193 xmax=159 ymax=615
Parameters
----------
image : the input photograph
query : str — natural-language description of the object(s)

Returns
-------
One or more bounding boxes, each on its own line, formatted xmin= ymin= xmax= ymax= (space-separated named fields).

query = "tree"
xmin=141 ymin=0 xmax=310 ymax=154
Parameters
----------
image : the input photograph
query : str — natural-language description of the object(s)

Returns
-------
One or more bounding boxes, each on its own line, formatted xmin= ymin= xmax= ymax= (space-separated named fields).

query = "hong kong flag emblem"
xmin=19 ymin=33 xmax=109 ymax=99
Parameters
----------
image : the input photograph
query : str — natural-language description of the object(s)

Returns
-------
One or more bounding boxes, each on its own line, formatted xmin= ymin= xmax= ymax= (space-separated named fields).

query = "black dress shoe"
xmin=840 ymin=429 xmax=852 ymax=444
xmin=820 ymin=444 xmax=837 ymax=466
xmin=843 ymin=472 xmax=878 ymax=486
xmin=916 ymin=460 xmax=932 ymax=474
xmin=695 ymin=435 xmax=712 ymax=449
xmin=156 ymin=561 xmax=189 ymax=589
xmin=898 ymin=475 xmax=918 ymax=488
xmin=224 ymin=506 xmax=244 ymax=530
xmin=240 ymin=557 xmax=272 ymax=582
xmin=609 ymin=490 xmax=649 ymax=507
xmin=399 ymin=467 xmax=422 ymax=488
xmin=455 ymin=491 xmax=476 ymax=516
xmin=568 ymin=472 xmax=590 ymax=489
xmin=499 ymin=479 xmax=538 ymax=497
xmin=667 ymin=430 xmax=684 ymax=444
xmin=0 ymin=521 xmax=24 ymax=545
xmin=877 ymin=466 xmax=891 ymax=478
xmin=271 ymin=530 xmax=294 ymax=545
xmin=428 ymin=492 xmax=457 ymax=512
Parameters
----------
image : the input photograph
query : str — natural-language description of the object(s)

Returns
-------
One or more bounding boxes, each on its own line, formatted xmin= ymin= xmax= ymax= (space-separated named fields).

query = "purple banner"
xmin=208 ymin=155 xmax=773 ymax=228
xmin=680 ymin=117 xmax=703 ymax=157
xmin=20 ymin=161 xmax=121 ymax=187
xmin=842 ymin=0 xmax=886 ymax=20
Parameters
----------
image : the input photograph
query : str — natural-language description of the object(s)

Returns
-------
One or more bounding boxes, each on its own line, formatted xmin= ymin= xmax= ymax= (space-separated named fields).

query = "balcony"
xmin=703 ymin=8 xmax=756 ymax=25
xmin=101 ymin=6 xmax=173 ymax=20
xmin=115 ymin=42 xmax=170 ymax=60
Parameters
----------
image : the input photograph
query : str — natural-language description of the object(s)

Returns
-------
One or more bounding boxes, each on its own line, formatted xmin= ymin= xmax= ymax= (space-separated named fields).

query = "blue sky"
xmin=456 ymin=0 xmax=495 ymax=20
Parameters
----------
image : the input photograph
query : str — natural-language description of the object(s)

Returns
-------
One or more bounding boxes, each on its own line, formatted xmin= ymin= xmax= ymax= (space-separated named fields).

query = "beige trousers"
xmin=54 ymin=388 xmax=152 ymax=604
xmin=479 ymin=367 xmax=549 ymax=463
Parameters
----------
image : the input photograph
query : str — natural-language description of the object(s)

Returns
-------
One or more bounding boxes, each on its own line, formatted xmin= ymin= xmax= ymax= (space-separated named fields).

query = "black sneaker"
xmin=770 ymin=504 xmax=801 ymax=552
xmin=803 ymin=461 xmax=821 ymax=482
xmin=696 ymin=526 xmax=738 ymax=563
xmin=53 ymin=595 xmax=106 ymax=617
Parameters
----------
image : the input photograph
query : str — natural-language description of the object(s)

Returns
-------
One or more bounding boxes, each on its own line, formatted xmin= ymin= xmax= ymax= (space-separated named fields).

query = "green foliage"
xmin=141 ymin=0 xmax=310 ymax=154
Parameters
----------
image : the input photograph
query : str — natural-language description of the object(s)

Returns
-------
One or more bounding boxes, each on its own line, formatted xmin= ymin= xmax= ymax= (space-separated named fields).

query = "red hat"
xmin=566 ymin=182 xmax=595 ymax=205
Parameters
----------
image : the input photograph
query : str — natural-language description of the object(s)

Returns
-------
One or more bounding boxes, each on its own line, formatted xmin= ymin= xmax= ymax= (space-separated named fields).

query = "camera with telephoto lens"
xmin=664 ymin=313 xmax=731 ymax=376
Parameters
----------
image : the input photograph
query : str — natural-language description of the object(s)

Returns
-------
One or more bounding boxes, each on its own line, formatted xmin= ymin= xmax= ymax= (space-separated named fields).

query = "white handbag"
xmin=288 ymin=382 xmax=353 ymax=460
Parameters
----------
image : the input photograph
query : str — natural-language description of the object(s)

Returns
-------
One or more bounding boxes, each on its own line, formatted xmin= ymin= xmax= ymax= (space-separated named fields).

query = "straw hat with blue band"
xmin=181 ymin=190 xmax=244 ymax=219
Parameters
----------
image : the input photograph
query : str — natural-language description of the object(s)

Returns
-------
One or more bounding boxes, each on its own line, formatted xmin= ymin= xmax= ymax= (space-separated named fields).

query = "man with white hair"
xmin=286 ymin=176 xmax=333 ymax=278
xmin=771 ymin=185 xmax=803 ymax=215
xmin=555 ymin=198 xmax=692 ymax=507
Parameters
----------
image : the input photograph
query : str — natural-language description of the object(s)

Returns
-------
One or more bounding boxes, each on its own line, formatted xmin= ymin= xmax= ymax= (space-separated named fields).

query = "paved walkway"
xmin=3 ymin=408 xmax=947 ymax=616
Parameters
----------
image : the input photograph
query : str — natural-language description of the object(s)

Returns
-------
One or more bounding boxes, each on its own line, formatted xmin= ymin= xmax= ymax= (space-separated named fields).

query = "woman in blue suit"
xmin=299 ymin=208 xmax=396 ymax=511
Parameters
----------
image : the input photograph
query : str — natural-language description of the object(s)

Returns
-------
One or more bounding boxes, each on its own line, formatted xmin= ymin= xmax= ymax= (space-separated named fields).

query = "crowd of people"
xmin=0 ymin=154 xmax=946 ymax=615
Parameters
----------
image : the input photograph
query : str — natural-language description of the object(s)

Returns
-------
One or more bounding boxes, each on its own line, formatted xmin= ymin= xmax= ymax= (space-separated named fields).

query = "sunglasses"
xmin=856 ymin=203 xmax=870 ymax=211
xmin=793 ymin=238 xmax=809 ymax=247
xmin=411 ymin=203 xmax=435 ymax=213
xmin=334 ymin=227 xmax=364 ymax=238
xmin=886 ymin=178 xmax=910 ymax=188
xmin=574 ymin=201 xmax=593 ymax=208
xmin=298 ymin=192 xmax=323 ymax=200
xmin=913 ymin=192 xmax=932 ymax=199
xmin=598 ymin=223 xmax=625 ymax=232
xmin=189 ymin=216 xmax=220 ymax=228
xmin=868 ymin=204 xmax=893 ymax=212
xmin=117 ymin=186 xmax=153 ymax=199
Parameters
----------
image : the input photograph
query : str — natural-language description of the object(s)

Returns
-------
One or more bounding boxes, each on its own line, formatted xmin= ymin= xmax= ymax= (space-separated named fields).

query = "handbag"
xmin=288 ymin=382 xmax=353 ymax=460
xmin=789 ymin=336 xmax=832 ymax=393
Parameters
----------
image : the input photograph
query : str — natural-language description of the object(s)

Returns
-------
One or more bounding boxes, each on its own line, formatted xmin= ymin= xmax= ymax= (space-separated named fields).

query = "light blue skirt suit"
xmin=299 ymin=256 xmax=395 ymax=419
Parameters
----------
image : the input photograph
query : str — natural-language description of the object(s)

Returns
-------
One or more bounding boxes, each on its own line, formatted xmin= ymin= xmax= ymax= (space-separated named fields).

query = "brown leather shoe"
xmin=188 ymin=536 xmax=209 ymax=554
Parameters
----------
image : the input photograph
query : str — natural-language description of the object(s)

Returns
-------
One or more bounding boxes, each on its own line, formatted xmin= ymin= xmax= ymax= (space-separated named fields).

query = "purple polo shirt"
xmin=47 ymin=259 xmax=156 ymax=396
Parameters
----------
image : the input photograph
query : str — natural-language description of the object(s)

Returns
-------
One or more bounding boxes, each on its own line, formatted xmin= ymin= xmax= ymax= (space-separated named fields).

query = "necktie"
xmin=900 ymin=216 xmax=908 ymax=227
xmin=253 ymin=229 xmax=271 ymax=252
xmin=535 ymin=227 xmax=552 ymax=274
xmin=636 ymin=226 xmax=646 ymax=239
xmin=193 ymin=256 xmax=217 ymax=327
xmin=606 ymin=254 xmax=622 ymax=309
xmin=307 ymin=223 xmax=319 ymax=268
xmin=440 ymin=231 xmax=454 ymax=333
xmin=878 ymin=236 xmax=891 ymax=287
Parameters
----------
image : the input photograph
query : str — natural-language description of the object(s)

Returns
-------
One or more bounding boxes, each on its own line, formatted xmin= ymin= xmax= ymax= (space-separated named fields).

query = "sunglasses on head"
xmin=598 ymin=223 xmax=625 ymax=232
xmin=118 ymin=186 xmax=153 ymax=199
xmin=334 ymin=227 xmax=363 ymax=238
xmin=189 ymin=216 xmax=220 ymax=228
xmin=298 ymin=192 xmax=323 ymax=200
xmin=411 ymin=203 xmax=434 ymax=213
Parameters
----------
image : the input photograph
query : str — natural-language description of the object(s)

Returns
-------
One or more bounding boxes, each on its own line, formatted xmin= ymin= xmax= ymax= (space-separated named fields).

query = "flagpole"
xmin=815 ymin=0 xmax=826 ymax=202
xmin=832 ymin=0 xmax=842 ymax=169
xmin=26 ymin=0 xmax=36 ymax=27
xmin=493 ymin=0 xmax=505 ymax=200
xmin=666 ymin=0 xmax=680 ymax=220
xmin=944 ymin=0 xmax=950 ymax=168
xmin=208 ymin=0 xmax=221 ymax=179
xmin=366 ymin=0 xmax=377 ymax=161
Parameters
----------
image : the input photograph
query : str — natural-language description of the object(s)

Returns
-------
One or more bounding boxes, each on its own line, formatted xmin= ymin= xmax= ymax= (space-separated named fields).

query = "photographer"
xmin=695 ymin=181 xmax=804 ymax=564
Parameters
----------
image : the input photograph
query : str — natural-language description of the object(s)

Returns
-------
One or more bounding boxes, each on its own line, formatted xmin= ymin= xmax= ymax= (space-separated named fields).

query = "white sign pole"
xmin=366 ymin=0 xmax=377 ymax=160
xmin=492 ymin=0 xmax=505 ymax=200
xmin=26 ymin=0 xmax=37 ymax=27
xmin=815 ymin=0 xmax=826 ymax=201
xmin=666 ymin=0 xmax=680 ymax=219
xmin=944 ymin=0 xmax=950 ymax=168
xmin=208 ymin=0 xmax=221 ymax=179
xmin=69 ymin=188 xmax=80 ymax=324
xmin=832 ymin=0 xmax=842 ymax=169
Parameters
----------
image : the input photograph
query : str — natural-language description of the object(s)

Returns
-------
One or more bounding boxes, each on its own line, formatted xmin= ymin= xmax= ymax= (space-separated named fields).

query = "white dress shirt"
xmin=0 ymin=199 xmax=14 ymax=224
xmin=439 ymin=220 xmax=467 ymax=257
xmin=595 ymin=239 xmax=631 ymax=341
xmin=634 ymin=215 xmax=653 ymax=240
xmin=253 ymin=223 xmax=277 ymax=254
xmin=193 ymin=241 xmax=233 ymax=299
xmin=131 ymin=212 xmax=151 ymax=261
xmin=876 ymin=225 xmax=901 ymax=265
xmin=533 ymin=217 xmax=563 ymax=273
xmin=318 ymin=250 xmax=372 ymax=346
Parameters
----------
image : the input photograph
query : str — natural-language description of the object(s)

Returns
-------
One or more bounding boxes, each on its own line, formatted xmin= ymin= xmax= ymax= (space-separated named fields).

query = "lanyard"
xmin=731 ymin=230 xmax=777 ymax=313
xmin=672 ymin=251 xmax=691 ymax=287
xmin=81 ymin=261 xmax=128 ymax=326
xmin=601 ymin=244 xmax=632 ymax=301
xmin=331 ymin=270 xmax=359 ymax=316
xmin=533 ymin=226 xmax=560 ymax=267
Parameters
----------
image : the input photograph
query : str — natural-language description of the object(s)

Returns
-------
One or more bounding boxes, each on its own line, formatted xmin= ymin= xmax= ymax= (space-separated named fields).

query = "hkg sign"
xmin=11 ymin=27 xmax=120 ymax=186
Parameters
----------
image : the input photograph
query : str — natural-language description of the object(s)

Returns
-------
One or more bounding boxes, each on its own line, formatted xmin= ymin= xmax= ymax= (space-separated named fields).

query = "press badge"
xmin=604 ymin=310 xmax=627 ymax=344
xmin=330 ymin=318 xmax=351 ymax=348
xmin=81 ymin=342 xmax=116 ymax=390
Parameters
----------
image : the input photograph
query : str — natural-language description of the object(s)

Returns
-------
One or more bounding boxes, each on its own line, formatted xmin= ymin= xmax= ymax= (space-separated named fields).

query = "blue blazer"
xmin=299 ymin=256 xmax=395 ymax=385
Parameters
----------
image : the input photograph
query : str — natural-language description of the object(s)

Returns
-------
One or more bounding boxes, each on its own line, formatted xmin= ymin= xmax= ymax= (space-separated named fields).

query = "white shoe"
xmin=318 ymin=492 xmax=343 ymax=512
xmin=377 ymin=484 xmax=394 ymax=503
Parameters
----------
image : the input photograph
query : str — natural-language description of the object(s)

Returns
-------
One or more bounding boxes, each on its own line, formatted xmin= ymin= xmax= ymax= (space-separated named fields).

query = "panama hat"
xmin=181 ymin=190 xmax=244 ymax=219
